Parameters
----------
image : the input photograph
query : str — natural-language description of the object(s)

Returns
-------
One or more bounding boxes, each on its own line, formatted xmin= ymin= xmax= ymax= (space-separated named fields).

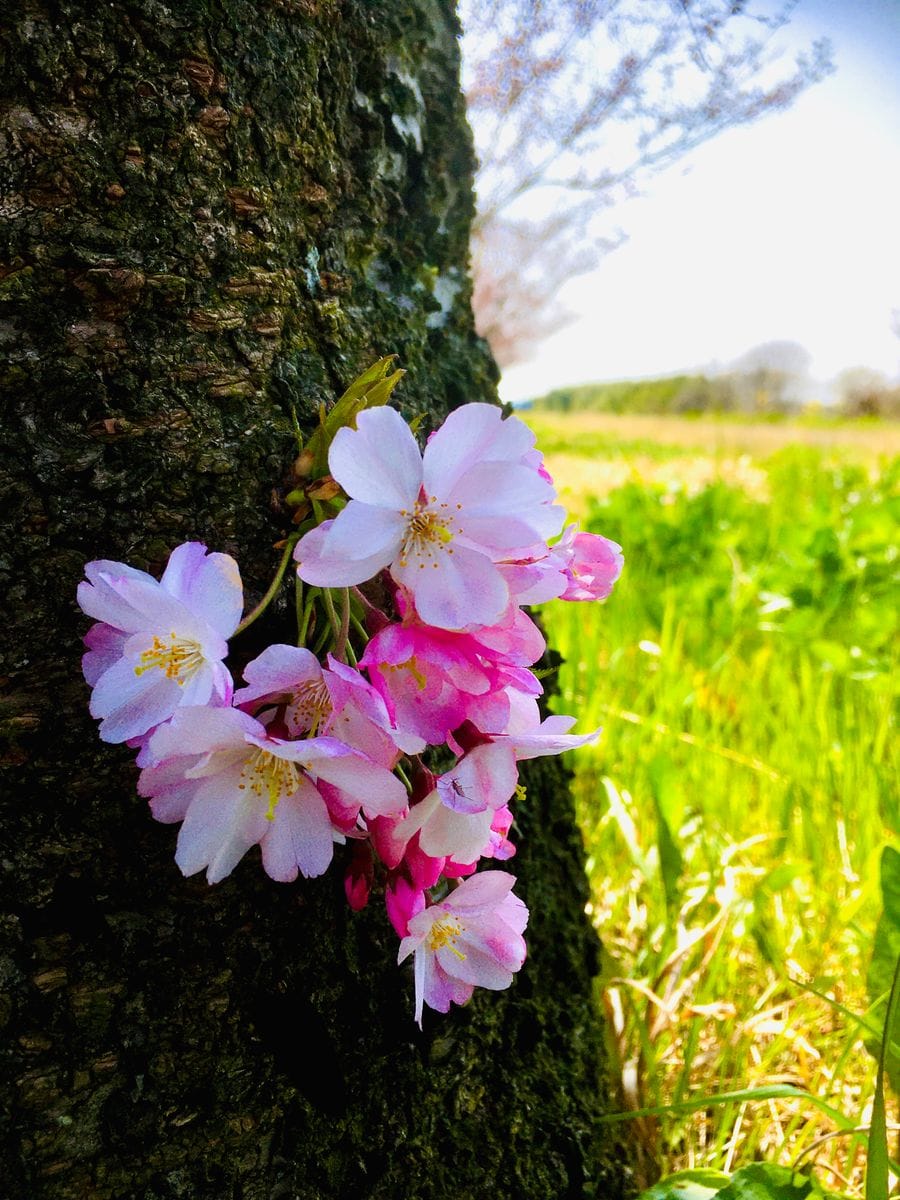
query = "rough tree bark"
xmin=0 ymin=3 xmax=633 ymax=1196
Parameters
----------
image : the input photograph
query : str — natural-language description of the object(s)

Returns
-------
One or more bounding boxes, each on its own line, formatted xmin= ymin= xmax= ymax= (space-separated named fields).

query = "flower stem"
xmin=335 ymin=588 xmax=351 ymax=662
xmin=348 ymin=610 xmax=368 ymax=644
xmin=297 ymin=585 xmax=317 ymax=647
xmin=295 ymin=577 xmax=304 ymax=636
xmin=394 ymin=761 xmax=412 ymax=794
xmin=322 ymin=586 xmax=341 ymax=643
xmin=234 ymin=535 xmax=300 ymax=637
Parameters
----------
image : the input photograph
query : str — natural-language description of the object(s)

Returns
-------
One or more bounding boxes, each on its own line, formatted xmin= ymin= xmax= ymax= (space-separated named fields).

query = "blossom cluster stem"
xmin=332 ymin=588 xmax=351 ymax=663
xmin=317 ymin=587 xmax=353 ymax=662
xmin=394 ymin=761 xmax=413 ymax=794
xmin=234 ymin=534 xmax=301 ymax=637
xmin=348 ymin=610 xmax=368 ymax=645
xmin=295 ymin=577 xmax=304 ymax=639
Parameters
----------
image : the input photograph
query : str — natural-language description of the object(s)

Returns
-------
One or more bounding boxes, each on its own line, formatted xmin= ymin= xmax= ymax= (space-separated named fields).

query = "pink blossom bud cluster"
xmin=77 ymin=399 xmax=622 ymax=1025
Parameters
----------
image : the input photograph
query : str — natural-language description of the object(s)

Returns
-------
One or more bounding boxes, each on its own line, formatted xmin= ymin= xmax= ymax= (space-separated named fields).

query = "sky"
xmin=498 ymin=0 xmax=900 ymax=405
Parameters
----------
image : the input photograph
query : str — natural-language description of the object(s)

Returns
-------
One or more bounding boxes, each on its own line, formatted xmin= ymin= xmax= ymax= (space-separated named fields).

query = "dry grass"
xmin=528 ymin=410 xmax=900 ymax=455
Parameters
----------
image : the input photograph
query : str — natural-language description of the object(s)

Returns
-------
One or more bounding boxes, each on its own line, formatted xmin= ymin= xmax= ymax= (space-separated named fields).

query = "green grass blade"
xmin=600 ymin=1084 xmax=854 ymax=1131
xmin=789 ymin=975 xmax=897 ymax=1048
xmin=867 ymin=951 xmax=900 ymax=1200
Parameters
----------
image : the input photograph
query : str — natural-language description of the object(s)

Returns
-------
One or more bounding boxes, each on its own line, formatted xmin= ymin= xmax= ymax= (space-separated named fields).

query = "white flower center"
xmin=286 ymin=678 xmax=332 ymax=735
xmin=134 ymin=631 xmax=204 ymax=685
xmin=237 ymin=747 xmax=303 ymax=820
xmin=397 ymin=499 xmax=459 ymax=570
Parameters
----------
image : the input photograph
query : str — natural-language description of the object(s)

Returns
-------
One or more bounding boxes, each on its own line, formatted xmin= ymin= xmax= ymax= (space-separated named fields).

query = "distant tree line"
xmin=834 ymin=367 xmax=900 ymax=419
xmin=531 ymin=367 xmax=900 ymax=418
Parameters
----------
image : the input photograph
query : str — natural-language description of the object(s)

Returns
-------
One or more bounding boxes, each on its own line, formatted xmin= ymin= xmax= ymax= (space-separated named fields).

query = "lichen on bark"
xmin=0 ymin=3 xmax=633 ymax=1196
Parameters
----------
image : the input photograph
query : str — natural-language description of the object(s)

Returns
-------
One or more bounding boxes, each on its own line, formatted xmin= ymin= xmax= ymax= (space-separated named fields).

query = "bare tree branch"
xmin=461 ymin=0 xmax=833 ymax=367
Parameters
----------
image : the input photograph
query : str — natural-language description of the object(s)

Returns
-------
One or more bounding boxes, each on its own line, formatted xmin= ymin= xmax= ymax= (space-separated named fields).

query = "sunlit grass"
xmin=530 ymin=412 xmax=899 ymax=1193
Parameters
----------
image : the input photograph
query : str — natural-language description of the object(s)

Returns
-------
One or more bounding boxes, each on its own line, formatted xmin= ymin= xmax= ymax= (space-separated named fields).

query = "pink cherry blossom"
xmin=359 ymin=609 xmax=544 ymax=745
xmin=383 ymin=830 xmax=447 ymax=936
xmin=556 ymin=525 xmax=624 ymax=602
xmin=233 ymin=643 xmax=423 ymax=764
xmin=294 ymin=404 xmax=564 ymax=629
xmin=395 ymin=742 xmax=519 ymax=865
xmin=76 ymin=371 xmax=627 ymax=1029
xmin=448 ymin=689 xmax=600 ymax=762
xmin=437 ymin=799 xmax=515 ymax=874
xmin=77 ymin=543 xmax=242 ymax=744
xmin=138 ymin=705 xmax=407 ymax=884
xmin=397 ymin=871 xmax=528 ymax=1025
xmin=495 ymin=688 xmax=601 ymax=759
xmin=481 ymin=804 xmax=516 ymax=863
xmin=499 ymin=554 xmax=570 ymax=605
xmin=385 ymin=872 xmax=426 ymax=938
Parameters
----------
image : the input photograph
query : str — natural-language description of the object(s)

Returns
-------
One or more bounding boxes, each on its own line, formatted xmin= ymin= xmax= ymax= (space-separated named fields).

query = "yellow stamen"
xmin=134 ymin=631 xmax=204 ymax=685
xmin=382 ymin=655 xmax=427 ymax=690
xmin=237 ymin=747 xmax=303 ymax=821
xmin=426 ymin=914 xmax=467 ymax=961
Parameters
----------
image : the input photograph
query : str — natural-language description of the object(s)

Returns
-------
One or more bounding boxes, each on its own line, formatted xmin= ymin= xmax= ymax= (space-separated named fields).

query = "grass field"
xmin=526 ymin=411 xmax=900 ymax=1193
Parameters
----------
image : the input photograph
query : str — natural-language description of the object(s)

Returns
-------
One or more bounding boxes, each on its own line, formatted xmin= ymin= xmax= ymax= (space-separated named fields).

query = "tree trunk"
xmin=0 ymin=3 xmax=632 ymax=1196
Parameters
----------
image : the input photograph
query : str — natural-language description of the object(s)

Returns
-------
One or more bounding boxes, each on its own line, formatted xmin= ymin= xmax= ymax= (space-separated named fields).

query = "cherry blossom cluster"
xmin=77 ymin=387 xmax=622 ymax=1025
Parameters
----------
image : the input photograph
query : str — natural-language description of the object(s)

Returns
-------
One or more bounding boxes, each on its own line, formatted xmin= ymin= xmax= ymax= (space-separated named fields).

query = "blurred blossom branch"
xmin=460 ymin=0 xmax=833 ymax=366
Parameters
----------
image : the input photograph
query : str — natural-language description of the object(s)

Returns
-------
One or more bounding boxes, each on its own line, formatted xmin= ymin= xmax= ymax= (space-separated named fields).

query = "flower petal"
xmin=445 ymin=869 xmax=517 ymax=912
xmin=437 ymin=743 xmax=518 ymax=814
xmin=78 ymin=561 xmax=157 ymax=631
xmin=321 ymin=500 xmax=406 ymax=563
xmin=418 ymin=803 xmax=494 ymax=863
xmin=139 ymin=756 xmax=202 ymax=823
xmin=260 ymin=777 xmax=335 ymax=880
xmin=144 ymin=705 xmax=258 ymax=765
xmin=89 ymin=656 xmax=182 ymax=743
xmin=453 ymin=460 xmax=554 ymax=514
xmin=234 ymin=644 xmax=322 ymax=708
xmin=393 ymin=543 xmax=508 ymax=630
xmin=175 ymin=772 xmax=269 ymax=883
xmin=161 ymin=543 xmax=243 ymax=638
xmin=82 ymin=623 xmax=127 ymax=686
xmin=329 ymin=406 xmax=422 ymax=509
xmin=307 ymin=748 xmax=408 ymax=818
xmin=456 ymin=515 xmax=549 ymax=557
xmin=436 ymin=940 xmax=514 ymax=990
xmin=103 ymin=575 xmax=216 ymax=645
xmin=423 ymin=403 xmax=535 ymax=497
xmin=294 ymin=520 xmax=395 ymax=587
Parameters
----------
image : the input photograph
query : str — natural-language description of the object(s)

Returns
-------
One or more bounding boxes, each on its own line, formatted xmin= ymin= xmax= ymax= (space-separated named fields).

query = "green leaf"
xmin=750 ymin=863 xmax=804 ymax=967
xmin=716 ymin=1162 xmax=831 ymax=1198
xmin=306 ymin=356 xmax=405 ymax=474
xmin=762 ymin=863 xmax=804 ymax=892
xmin=867 ymin=845 xmax=900 ymax=1090
xmin=648 ymin=752 xmax=684 ymax=910
xmin=638 ymin=1163 xmax=850 ymax=1200
xmin=638 ymin=1167 xmax=730 ymax=1199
